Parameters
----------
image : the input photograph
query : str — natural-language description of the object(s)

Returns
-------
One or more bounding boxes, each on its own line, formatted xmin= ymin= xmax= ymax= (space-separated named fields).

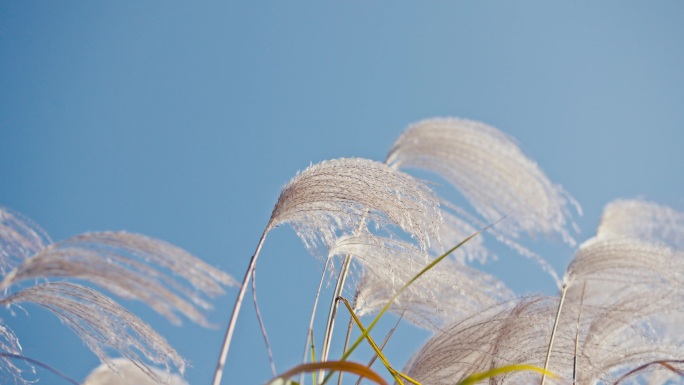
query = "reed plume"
xmin=0 ymin=207 xmax=235 ymax=384
xmin=387 ymin=118 xmax=580 ymax=245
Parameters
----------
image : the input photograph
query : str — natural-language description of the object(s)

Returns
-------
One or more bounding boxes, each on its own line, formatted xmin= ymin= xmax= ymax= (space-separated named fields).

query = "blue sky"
xmin=1 ymin=2 xmax=683 ymax=385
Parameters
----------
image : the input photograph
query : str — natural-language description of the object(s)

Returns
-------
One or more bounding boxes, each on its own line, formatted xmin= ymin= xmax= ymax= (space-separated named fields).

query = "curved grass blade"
xmin=268 ymin=361 xmax=389 ymax=385
xmin=457 ymin=364 xmax=557 ymax=385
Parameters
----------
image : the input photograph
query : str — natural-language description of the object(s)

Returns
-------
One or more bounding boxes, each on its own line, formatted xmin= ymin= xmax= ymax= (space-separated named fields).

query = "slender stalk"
xmin=300 ymin=257 xmax=331 ymax=385
xmin=572 ymin=283 xmax=586 ymax=385
xmin=319 ymin=254 xmax=353 ymax=382
xmin=252 ymin=265 xmax=277 ymax=376
xmin=212 ymin=230 xmax=268 ymax=385
xmin=541 ymin=282 xmax=568 ymax=385
xmin=319 ymin=214 xmax=368 ymax=382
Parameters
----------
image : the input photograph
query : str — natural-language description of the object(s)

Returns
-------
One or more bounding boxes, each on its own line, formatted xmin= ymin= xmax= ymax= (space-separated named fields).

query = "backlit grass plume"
xmin=210 ymin=117 xmax=591 ymax=385
xmin=1 ymin=282 xmax=185 ymax=377
xmin=402 ymin=296 xmax=561 ymax=385
xmin=0 ymin=207 xmax=235 ymax=384
xmin=387 ymin=118 xmax=580 ymax=245
xmin=1 ymin=231 xmax=236 ymax=327
xmin=268 ymin=157 xmax=443 ymax=254
xmin=0 ymin=206 xmax=52 ymax=275
xmin=596 ymin=198 xmax=684 ymax=249
xmin=328 ymin=235 xmax=513 ymax=331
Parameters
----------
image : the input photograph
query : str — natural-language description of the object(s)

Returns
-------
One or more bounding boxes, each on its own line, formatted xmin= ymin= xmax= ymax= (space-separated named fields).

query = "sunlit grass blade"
xmin=457 ymin=364 xmax=557 ymax=385
xmin=268 ymin=361 xmax=389 ymax=385
xmin=355 ymin=312 xmax=404 ymax=385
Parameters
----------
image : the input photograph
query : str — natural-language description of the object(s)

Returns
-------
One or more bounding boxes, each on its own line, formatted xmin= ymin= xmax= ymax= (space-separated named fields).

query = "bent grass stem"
xmin=212 ymin=230 xmax=268 ymax=385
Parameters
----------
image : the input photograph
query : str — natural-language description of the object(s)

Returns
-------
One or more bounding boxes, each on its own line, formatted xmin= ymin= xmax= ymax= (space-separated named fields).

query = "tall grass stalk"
xmin=212 ymin=230 xmax=268 ymax=385
xmin=540 ymin=283 xmax=568 ymax=385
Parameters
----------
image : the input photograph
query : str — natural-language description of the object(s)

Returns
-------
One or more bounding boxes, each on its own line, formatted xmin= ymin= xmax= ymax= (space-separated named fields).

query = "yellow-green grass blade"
xmin=338 ymin=296 xmax=410 ymax=385
xmin=457 ymin=364 xmax=557 ymax=385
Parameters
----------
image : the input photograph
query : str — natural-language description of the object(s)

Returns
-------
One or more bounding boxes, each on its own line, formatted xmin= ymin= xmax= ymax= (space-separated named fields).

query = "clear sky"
xmin=1 ymin=2 xmax=683 ymax=385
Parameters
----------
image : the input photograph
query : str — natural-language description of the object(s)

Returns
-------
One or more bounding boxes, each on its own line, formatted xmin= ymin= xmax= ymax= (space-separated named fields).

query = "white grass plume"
xmin=597 ymin=198 xmax=684 ymax=250
xmin=0 ymin=321 xmax=23 ymax=384
xmin=565 ymin=237 xmax=684 ymax=310
xmin=1 ymin=231 xmax=236 ymax=327
xmin=402 ymin=296 xmax=561 ymax=385
xmin=0 ymin=206 xmax=52 ymax=275
xmin=432 ymin=205 xmax=489 ymax=264
xmin=0 ymin=282 xmax=185 ymax=377
xmin=387 ymin=118 xmax=579 ymax=245
xmin=267 ymin=157 xmax=443 ymax=254
xmin=546 ymin=202 xmax=684 ymax=385
xmin=329 ymin=235 xmax=513 ymax=331
xmin=575 ymin=294 xmax=684 ymax=385
xmin=401 ymin=288 xmax=684 ymax=385
xmin=0 ymin=207 xmax=236 ymax=384
xmin=82 ymin=358 xmax=188 ymax=385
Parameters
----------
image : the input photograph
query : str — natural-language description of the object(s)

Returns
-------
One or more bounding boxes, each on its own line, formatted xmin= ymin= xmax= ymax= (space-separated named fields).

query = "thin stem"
xmin=0 ymin=353 xmax=79 ymax=385
xmin=572 ymin=282 xmax=586 ymax=385
xmin=320 ymin=253 xmax=353 ymax=367
xmin=212 ymin=230 xmax=268 ymax=385
xmin=541 ymin=282 xmax=568 ymax=385
xmin=319 ymin=214 xmax=369 ymax=379
xmin=300 ymin=257 xmax=331 ymax=385
xmin=252 ymin=265 xmax=277 ymax=376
